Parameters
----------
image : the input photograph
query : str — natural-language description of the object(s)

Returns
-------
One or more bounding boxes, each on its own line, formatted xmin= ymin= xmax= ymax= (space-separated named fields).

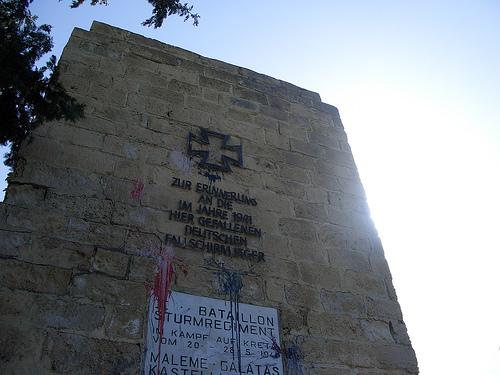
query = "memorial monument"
xmin=0 ymin=21 xmax=418 ymax=374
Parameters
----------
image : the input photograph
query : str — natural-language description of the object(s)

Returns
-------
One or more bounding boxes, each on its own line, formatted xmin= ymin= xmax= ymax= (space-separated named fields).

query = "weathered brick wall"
xmin=0 ymin=21 xmax=418 ymax=374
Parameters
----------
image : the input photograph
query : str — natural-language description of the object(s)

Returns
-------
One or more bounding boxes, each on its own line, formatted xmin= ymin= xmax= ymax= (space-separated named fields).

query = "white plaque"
xmin=144 ymin=291 xmax=284 ymax=375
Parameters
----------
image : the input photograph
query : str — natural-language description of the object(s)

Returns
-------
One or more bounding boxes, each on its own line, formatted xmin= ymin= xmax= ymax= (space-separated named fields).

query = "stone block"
xmin=21 ymin=237 xmax=93 ymax=270
xmin=259 ymin=105 xmax=289 ymax=121
xmin=45 ymin=192 xmax=113 ymax=224
xmin=304 ymin=187 xmax=329 ymax=204
xmin=298 ymin=262 xmax=341 ymax=289
xmin=124 ymin=64 xmax=158 ymax=83
xmin=293 ymin=200 xmax=328 ymax=222
xmin=319 ymin=290 xmax=365 ymax=316
xmin=227 ymin=97 xmax=259 ymax=112
xmin=168 ymin=78 xmax=201 ymax=96
xmin=308 ymin=311 xmax=363 ymax=340
xmin=265 ymin=278 xmax=286 ymax=303
xmin=278 ymin=218 xmax=317 ymax=241
xmin=60 ymin=73 xmax=91 ymax=96
xmin=0 ymin=287 xmax=35 ymax=321
xmin=307 ymin=366 xmax=352 ymax=375
xmin=264 ymin=128 xmax=291 ymax=150
xmin=100 ymin=175 xmax=140 ymax=204
xmin=0 ymin=229 xmax=31 ymax=258
xmin=262 ymin=173 xmax=306 ymax=199
xmin=366 ymin=297 xmax=403 ymax=320
xmin=61 ymin=44 xmax=101 ymax=68
xmin=327 ymin=207 xmax=373 ymax=232
xmin=90 ymin=21 xmax=129 ymax=41
xmin=240 ymin=275 xmax=266 ymax=304
xmin=280 ymin=150 xmax=317 ymax=170
xmin=322 ymin=148 xmax=356 ymax=167
xmin=89 ymin=83 xmax=128 ymax=107
xmin=129 ymin=255 xmax=156 ymax=282
xmin=284 ymin=282 xmax=321 ymax=310
xmin=174 ymin=265 xmax=217 ymax=296
xmin=48 ymin=122 xmax=105 ymax=150
xmin=158 ymin=62 xmax=199 ymax=84
xmin=262 ymin=233 xmax=290 ymax=260
xmin=92 ymin=248 xmax=130 ymax=278
xmin=311 ymin=173 xmax=341 ymax=193
xmin=255 ymin=258 xmax=299 ymax=283
xmin=338 ymin=176 xmax=367 ymax=198
xmin=289 ymin=238 xmax=329 ymax=265
xmin=104 ymin=305 xmax=144 ymax=341
xmin=369 ymin=344 xmax=418 ymax=372
xmin=145 ymin=94 xmax=183 ymax=117
xmin=200 ymin=75 xmax=231 ymax=92
xmin=70 ymin=113 xmax=120 ymax=136
xmin=384 ymin=277 xmax=399 ymax=301
xmin=129 ymin=43 xmax=178 ymax=66
xmin=233 ymin=86 xmax=268 ymax=105
xmin=226 ymin=107 xmax=254 ymax=124
xmin=103 ymin=135 xmax=141 ymax=160
xmin=205 ymin=88 xmax=224 ymax=104
xmin=342 ymin=270 xmax=387 ymax=297
xmin=331 ymin=249 xmax=371 ymax=273
xmin=43 ymin=331 xmax=141 ymax=374
xmin=308 ymin=127 xmax=346 ymax=149
xmin=290 ymin=138 xmax=323 ymax=158
xmin=388 ymin=320 xmax=412 ymax=346
xmin=253 ymin=114 xmax=279 ymax=131
xmin=78 ymin=39 xmax=123 ymax=61
xmin=180 ymin=59 xmax=206 ymax=74
xmin=32 ymin=295 xmax=105 ymax=331
xmin=70 ymin=273 xmax=147 ymax=306
xmin=314 ymin=160 xmax=358 ymax=179
xmin=278 ymin=164 xmax=309 ymax=184
xmin=360 ymin=319 xmax=395 ymax=343
xmin=0 ymin=259 xmax=71 ymax=295
xmin=186 ymin=95 xmax=224 ymax=114
xmin=244 ymin=155 xmax=279 ymax=174
xmin=355 ymin=370 xmax=410 ymax=375
xmin=3 ymin=182 xmax=47 ymax=208
xmin=24 ymin=137 xmax=116 ymax=175
xmin=279 ymin=305 xmax=308 ymax=334
xmin=0 ymin=322 xmax=47 ymax=374
xmin=328 ymin=191 xmax=369 ymax=214
xmin=268 ymin=95 xmax=291 ymax=112
xmin=302 ymin=337 xmax=354 ymax=366
xmin=288 ymin=112 xmax=311 ymax=129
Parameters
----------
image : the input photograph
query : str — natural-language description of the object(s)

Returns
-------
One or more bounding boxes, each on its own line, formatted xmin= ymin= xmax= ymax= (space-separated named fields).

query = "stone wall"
xmin=0 ymin=21 xmax=418 ymax=374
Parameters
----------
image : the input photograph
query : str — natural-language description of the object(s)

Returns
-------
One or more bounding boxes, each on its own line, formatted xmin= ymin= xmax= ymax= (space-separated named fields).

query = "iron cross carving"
xmin=187 ymin=128 xmax=243 ymax=172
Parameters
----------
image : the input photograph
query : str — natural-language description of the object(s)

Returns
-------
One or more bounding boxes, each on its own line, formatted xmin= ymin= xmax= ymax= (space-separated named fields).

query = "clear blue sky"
xmin=2 ymin=1 xmax=500 ymax=373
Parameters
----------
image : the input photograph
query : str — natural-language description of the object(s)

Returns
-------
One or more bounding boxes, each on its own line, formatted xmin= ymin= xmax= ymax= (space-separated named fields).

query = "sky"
xmin=3 ymin=1 xmax=500 ymax=373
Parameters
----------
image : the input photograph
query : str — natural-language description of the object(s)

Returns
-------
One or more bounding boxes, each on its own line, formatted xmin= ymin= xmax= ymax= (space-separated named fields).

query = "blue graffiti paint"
xmin=212 ymin=261 xmax=244 ymax=373
xmin=269 ymin=337 xmax=304 ymax=374
xmin=202 ymin=170 xmax=222 ymax=183
xmin=285 ymin=343 xmax=304 ymax=375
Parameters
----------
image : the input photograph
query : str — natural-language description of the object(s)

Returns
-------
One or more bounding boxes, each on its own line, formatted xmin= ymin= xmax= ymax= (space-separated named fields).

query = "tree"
xmin=0 ymin=0 xmax=84 ymax=167
xmin=69 ymin=0 xmax=200 ymax=27
xmin=0 ymin=0 xmax=199 ymax=168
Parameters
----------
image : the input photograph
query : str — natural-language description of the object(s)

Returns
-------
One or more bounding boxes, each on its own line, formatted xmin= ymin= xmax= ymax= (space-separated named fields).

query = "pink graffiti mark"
xmin=271 ymin=336 xmax=282 ymax=358
xmin=130 ymin=178 xmax=145 ymax=201
xmin=146 ymin=245 xmax=188 ymax=375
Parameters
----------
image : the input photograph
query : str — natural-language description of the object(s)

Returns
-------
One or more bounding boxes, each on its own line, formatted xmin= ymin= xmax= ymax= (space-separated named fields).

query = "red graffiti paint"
xmin=130 ymin=178 xmax=145 ymax=201
xmin=147 ymin=245 xmax=188 ymax=375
